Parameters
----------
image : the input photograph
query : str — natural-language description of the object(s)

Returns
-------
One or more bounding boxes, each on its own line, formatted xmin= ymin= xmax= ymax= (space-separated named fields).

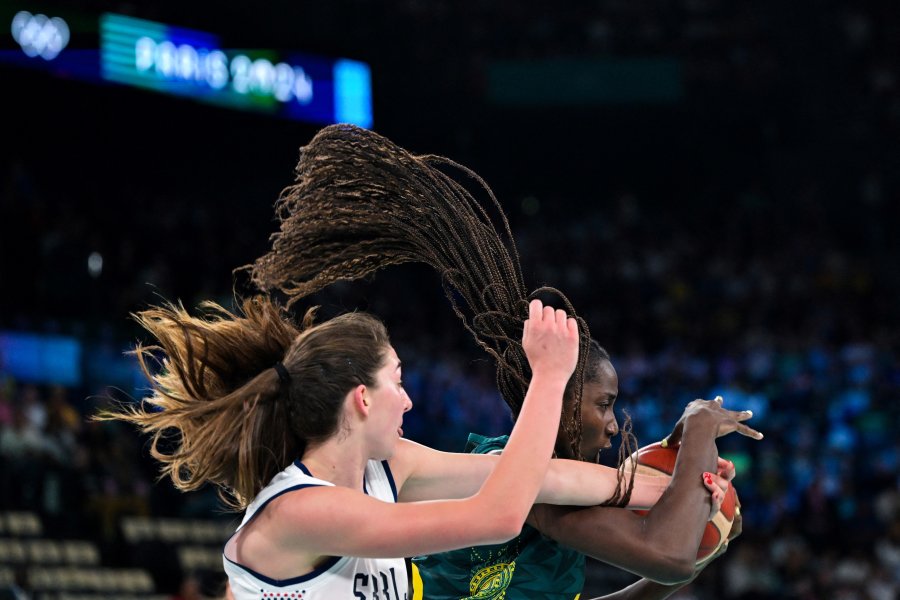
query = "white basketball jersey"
xmin=224 ymin=459 xmax=409 ymax=600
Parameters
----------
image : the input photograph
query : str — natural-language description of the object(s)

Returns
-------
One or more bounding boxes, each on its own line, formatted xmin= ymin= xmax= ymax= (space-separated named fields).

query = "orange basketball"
xmin=631 ymin=442 xmax=737 ymax=564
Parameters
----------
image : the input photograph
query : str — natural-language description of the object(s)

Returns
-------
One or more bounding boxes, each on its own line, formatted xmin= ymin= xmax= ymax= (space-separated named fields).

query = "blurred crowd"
xmin=2 ymin=312 xmax=898 ymax=598
xmin=2 ymin=175 xmax=898 ymax=597
xmin=3 ymin=1 xmax=900 ymax=598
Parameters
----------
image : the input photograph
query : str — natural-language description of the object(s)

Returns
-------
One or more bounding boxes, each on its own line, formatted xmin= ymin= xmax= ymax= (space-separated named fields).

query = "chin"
xmin=582 ymin=443 xmax=608 ymax=462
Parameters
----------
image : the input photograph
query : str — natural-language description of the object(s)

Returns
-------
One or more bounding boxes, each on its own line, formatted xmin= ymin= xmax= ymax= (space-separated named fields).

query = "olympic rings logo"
xmin=11 ymin=11 xmax=70 ymax=60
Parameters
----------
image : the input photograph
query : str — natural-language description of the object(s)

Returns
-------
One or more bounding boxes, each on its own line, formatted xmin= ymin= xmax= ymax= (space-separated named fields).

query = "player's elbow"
xmin=465 ymin=492 xmax=531 ymax=544
xmin=637 ymin=519 xmax=701 ymax=583
xmin=477 ymin=511 xmax=526 ymax=544
xmin=491 ymin=513 xmax=527 ymax=543
xmin=643 ymin=553 xmax=696 ymax=585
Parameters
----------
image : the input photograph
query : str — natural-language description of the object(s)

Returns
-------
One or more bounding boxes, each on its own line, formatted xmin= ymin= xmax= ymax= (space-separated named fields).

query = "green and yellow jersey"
xmin=411 ymin=434 xmax=584 ymax=600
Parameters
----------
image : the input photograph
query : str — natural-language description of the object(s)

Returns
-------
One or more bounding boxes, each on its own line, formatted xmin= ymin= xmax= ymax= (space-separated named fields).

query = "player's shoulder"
xmin=465 ymin=432 xmax=509 ymax=455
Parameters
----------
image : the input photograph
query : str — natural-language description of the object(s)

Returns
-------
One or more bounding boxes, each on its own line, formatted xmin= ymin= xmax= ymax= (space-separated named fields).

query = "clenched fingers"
xmin=702 ymin=471 xmax=729 ymax=519
xmin=717 ymin=457 xmax=736 ymax=481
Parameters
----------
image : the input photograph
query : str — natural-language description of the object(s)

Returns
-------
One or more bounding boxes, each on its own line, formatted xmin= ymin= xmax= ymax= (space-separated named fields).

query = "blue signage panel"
xmin=1 ymin=9 xmax=373 ymax=126
xmin=0 ymin=332 xmax=82 ymax=387
xmin=99 ymin=13 xmax=373 ymax=126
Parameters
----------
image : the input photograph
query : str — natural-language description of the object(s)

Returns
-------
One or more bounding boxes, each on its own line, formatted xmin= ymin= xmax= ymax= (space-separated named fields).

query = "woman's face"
xmin=578 ymin=359 xmax=620 ymax=462
xmin=365 ymin=346 xmax=413 ymax=459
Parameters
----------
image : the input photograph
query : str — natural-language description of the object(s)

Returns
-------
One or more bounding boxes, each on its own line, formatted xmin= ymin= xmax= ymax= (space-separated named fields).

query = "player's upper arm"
xmin=531 ymin=504 xmax=696 ymax=584
xmin=268 ymin=484 xmax=521 ymax=559
xmin=390 ymin=438 xmax=498 ymax=503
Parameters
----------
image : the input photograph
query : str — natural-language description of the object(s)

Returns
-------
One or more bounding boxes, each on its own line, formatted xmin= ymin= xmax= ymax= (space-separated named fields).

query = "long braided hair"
xmin=247 ymin=124 xmax=637 ymax=505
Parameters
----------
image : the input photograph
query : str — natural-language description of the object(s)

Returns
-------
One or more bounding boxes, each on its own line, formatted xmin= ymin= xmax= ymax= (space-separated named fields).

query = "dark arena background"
xmin=1 ymin=1 xmax=899 ymax=599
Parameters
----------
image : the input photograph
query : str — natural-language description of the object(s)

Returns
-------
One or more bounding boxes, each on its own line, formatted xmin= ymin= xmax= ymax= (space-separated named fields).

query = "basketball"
xmin=631 ymin=442 xmax=738 ymax=564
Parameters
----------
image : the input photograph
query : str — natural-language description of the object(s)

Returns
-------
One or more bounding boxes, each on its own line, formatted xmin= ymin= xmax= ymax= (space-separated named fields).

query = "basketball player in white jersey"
xmin=100 ymin=297 xmax=744 ymax=599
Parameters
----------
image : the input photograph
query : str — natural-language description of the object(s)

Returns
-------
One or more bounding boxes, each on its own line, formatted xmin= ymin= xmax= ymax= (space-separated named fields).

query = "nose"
xmin=606 ymin=417 xmax=619 ymax=437
xmin=403 ymin=390 xmax=413 ymax=413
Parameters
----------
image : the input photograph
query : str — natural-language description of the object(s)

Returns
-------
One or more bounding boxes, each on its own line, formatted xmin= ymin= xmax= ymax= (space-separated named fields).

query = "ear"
xmin=351 ymin=384 xmax=370 ymax=416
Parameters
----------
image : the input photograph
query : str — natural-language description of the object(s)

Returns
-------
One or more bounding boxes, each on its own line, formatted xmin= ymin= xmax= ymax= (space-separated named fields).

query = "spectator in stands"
xmin=0 ymin=403 xmax=46 ymax=508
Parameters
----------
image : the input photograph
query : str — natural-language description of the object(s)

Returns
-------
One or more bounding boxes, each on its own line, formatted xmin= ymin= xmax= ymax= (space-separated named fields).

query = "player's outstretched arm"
xmin=392 ymin=439 xmax=671 ymax=508
xmin=266 ymin=300 xmax=578 ymax=560
xmin=530 ymin=397 xmax=759 ymax=584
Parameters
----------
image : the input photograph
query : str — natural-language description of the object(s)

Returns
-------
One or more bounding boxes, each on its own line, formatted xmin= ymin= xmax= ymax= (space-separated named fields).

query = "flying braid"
xmin=246 ymin=123 xmax=636 ymax=477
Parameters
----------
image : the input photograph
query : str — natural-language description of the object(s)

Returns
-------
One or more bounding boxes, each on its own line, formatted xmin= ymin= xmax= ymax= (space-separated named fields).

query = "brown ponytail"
xmin=97 ymin=296 xmax=391 ymax=510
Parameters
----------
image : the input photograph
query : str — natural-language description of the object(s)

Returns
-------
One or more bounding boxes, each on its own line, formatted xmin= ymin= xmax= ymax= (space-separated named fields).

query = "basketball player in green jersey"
xmin=246 ymin=124 xmax=760 ymax=600
xmin=411 ymin=340 xmax=745 ymax=600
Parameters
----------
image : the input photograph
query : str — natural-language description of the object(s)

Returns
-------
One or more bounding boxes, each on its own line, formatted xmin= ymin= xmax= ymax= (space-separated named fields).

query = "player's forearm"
xmin=538 ymin=460 xmax=670 ymax=508
xmin=636 ymin=416 xmax=718 ymax=566
xmin=587 ymin=575 xmax=696 ymax=600
xmin=477 ymin=371 xmax=565 ymax=525
xmin=653 ymin=415 xmax=719 ymax=511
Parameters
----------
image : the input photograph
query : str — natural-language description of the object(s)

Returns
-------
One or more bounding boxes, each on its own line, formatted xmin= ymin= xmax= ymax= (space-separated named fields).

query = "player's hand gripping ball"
xmin=631 ymin=442 xmax=738 ymax=564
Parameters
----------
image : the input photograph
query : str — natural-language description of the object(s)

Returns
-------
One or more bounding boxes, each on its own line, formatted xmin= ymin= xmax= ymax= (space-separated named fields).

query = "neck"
xmin=554 ymin=431 xmax=577 ymax=460
xmin=301 ymin=435 xmax=369 ymax=490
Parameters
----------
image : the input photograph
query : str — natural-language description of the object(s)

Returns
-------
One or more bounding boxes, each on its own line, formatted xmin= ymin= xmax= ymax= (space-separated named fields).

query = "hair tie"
xmin=273 ymin=362 xmax=291 ymax=386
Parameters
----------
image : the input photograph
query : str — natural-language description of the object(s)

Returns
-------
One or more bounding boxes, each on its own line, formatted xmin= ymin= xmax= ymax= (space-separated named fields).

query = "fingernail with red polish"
xmin=703 ymin=472 xmax=713 ymax=485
